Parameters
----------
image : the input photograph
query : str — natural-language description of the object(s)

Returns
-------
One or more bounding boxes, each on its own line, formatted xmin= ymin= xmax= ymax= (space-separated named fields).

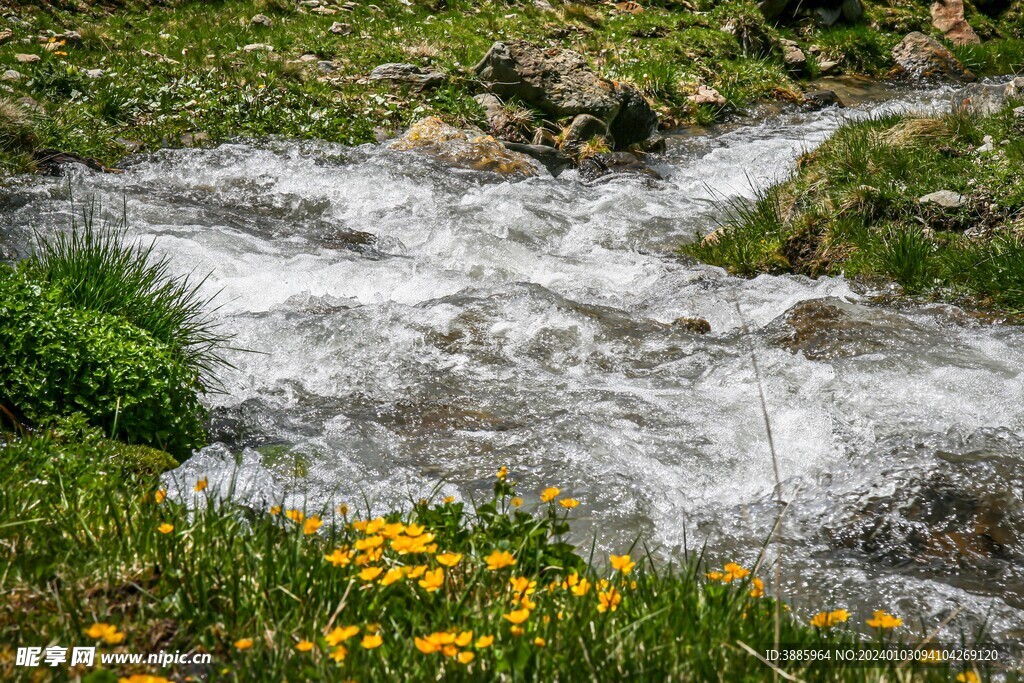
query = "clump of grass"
xmin=30 ymin=204 xmax=231 ymax=384
xmin=0 ymin=430 xmax=982 ymax=682
xmin=687 ymin=183 xmax=790 ymax=276
xmin=0 ymin=98 xmax=38 ymax=153
xmin=879 ymin=226 xmax=936 ymax=293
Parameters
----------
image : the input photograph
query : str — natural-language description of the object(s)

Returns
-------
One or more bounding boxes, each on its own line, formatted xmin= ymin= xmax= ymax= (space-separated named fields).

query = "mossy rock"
xmin=102 ymin=439 xmax=180 ymax=476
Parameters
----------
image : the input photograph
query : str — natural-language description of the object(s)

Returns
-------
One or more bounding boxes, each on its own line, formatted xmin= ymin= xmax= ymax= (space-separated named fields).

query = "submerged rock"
xmin=390 ymin=117 xmax=537 ymax=177
xmin=954 ymin=77 xmax=1024 ymax=115
xmin=500 ymin=141 xmax=573 ymax=176
xmin=892 ymin=31 xmax=975 ymax=82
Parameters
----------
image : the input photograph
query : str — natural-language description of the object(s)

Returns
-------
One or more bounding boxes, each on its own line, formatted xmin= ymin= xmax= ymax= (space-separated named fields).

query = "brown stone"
xmin=931 ymin=0 xmax=981 ymax=45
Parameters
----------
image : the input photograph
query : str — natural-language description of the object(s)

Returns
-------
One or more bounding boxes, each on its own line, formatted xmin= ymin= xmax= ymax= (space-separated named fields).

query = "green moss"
xmin=103 ymin=439 xmax=180 ymax=475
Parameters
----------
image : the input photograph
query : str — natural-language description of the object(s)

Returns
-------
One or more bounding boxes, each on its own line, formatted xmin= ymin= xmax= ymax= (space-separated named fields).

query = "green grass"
xmin=0 ymin=427 xmax=992 ymax=682
xmin=685 ymin=101 xmax=1024 ymax=315
xmin=0 ymin=0 xmax=1021 ymax=171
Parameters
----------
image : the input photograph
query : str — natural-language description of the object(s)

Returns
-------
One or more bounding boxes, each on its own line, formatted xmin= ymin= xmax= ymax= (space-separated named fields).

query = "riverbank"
xmin=0 ymin=0 xmax=1023 ymax=173
xmin=684 ymin=89 xmax=1024 ymax=316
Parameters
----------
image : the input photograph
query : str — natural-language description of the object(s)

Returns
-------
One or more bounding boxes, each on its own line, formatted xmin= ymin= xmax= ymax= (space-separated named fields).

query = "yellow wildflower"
xmin=355 ymin=547 xmax=383 ymax=565
xmin=510 ymin=625 xmax=524 ymax=636
xmin=154 ymin=489 xmax=166 ymax=504
xmin=485 ymin=549 xmax=516 ymax=571
xmin=540 ymin=487 xmax=560 ymax=502
xmin=405 ymin=523 xmax=426 ymax=537
xmin=365 ymin=517 xmax=386 ymax=535
xmin=443 ymin=495 xmax=456 ymax=504
xmin=749 ymin=577 xmax=765 ymax=598
xmin=381 ymin=522 xmax=406 ymax=538
xmin=559 ymin=498 xmax=580 ymax=509
xmin=866 ymin=611 xmax=903 ymax=629
xmin=418 ymin=567 xmax=444 ymax=592
xmin=270 ymin=505 xmax=282 ymax=515
xmin=533 ymin=637 xmax=546 ymax=647
xmin=158 ymin=523 xmax=174 ymax=534
xmin=380 ymin=567 xmax=405 ymax=586
xmin=503 ymin=608 xmax=530 ymax=625
xmin=571 ymin=577 xmax=592 ymax=596
xmin=454 ymin=631 xmax=473 ymax=647
xmin=442 ymin=644 xmax=459 ymax=657
xmin=405 ymin=565 xmax=427 ymax=579
xmin=597 ymin=587 xmax=621 ymax=613
xmin=85 ymin=623 xmax=126 ymax=645
xmin=355 ymin=535 xmax=383 ymax=550
xmin=329 ymin=644 xmax=347 ymax=662
xmin=415 ymin=637 xmax=439 ymax=654
xmin=325 ymin=626 xmax=360 ymax=646
xmin=324 ymin=548 xmax=353 ymax=567
xmin=509 ymin=576 xmax=537 ymax=595
xmin=436 ymin=552 xmax=463 ymax=567
xmin=358 ymin=566 xmax=383 ymax=582
xmin=361 ymin=634 xmax=383 ymax=649
xmin=234 ymin=638 xmax=253 ymax=650
xmin=475 ymin=635 xmax=494 ymax=648
xmin=957 ymin=673 xmax=980 ymax=683
xmin=119 ymin=676 xmax=171 ymax=683
xmin=497 ymin=466 xmax=508 ymax=480
xmin=610 ymin=554 xmax=636 ymax=575
xmin=337 ymin=502 xmax=350 ymax=516
xmin=810 ymin=609 xmax=850 ymax=628
xmin=458 ymin=651 xmax=475 ymax=664
xmin=194 ymin=477 xmax=208 ymax=492
xmin=352 ymin=519 xmax=369 ymax=532
xmin=302 ymin=515 xmax=323 ymax=535
xmin=296 ymin=640 xmax=314 ymax=652
xmin=285 ymin=509 xmax=304 ymax=523
xmin=511 ymin=497 xmax=523 ymax=507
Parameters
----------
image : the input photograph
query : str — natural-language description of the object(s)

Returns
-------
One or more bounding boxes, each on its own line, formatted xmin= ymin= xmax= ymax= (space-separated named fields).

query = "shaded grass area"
xmin=685 ymin=101 xmax=1024 ymax=314
xmin=0 ymin=426 xmax=989 ymax=682
xmin=0 ymin=0 xmax=1021 ymax=171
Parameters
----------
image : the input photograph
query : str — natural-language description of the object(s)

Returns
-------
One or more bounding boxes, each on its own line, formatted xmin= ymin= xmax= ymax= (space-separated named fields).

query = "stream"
xmin=3 ymin=81 xmax=1023 ymax=644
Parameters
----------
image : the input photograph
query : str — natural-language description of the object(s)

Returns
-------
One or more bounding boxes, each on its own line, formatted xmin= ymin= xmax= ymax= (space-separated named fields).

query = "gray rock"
xmin=609 ymin=82 xmax=659 ymax=148
xmin=780 ymin=39 xmax=807 ymax=72
xmin=501 ymin=141 xmax=573 ymax=176
xmin=531 ymin=128 xmax=558 ymax=147
xmin=242 ymin=43 xmax=274 ymax=52
xmin=1014 ymin=105 xmax=1024 ymax=118
xmin=14 ymin=53 xmax=39 ymax=64
xmin=687 ymin=84 xmax=726 ymax=106
xmin=818 ymin=59 xmax=841 ymax=74
xmin=1 ymin=69 xmax=22 ymax=81
xmin=560 ymin=114 xmax=612 ymax=154
xmin=930 ymin=0 xmax=979 ymax=46
xmin=919 ymin=190 xmax=966 ymax=209
xmin=369 ymin=63 xmax=445 ymax=90
xmin=250 ymin=13 xmax=273 ymax=27
xmin=803 ymin=89 xmax=845 ymax=109
xmin=84 ymin=68 xmax=104 ymax=78
xmin=892 ymin=31 xmax=975 ymax=82
xmin=329 ymin=22 xmax=352 ymax=35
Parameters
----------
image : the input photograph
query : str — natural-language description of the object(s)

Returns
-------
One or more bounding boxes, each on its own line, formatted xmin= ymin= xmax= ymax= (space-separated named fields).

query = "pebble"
xmin=14 ymin=53 xmax=40 ymax=63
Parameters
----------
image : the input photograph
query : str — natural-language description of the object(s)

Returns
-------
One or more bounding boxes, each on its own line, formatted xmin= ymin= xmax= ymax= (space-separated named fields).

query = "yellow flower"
xmin=418 ymin=567 xmax=444 ymax=592
xmin=376 ymin=567 xmax=403 ymax=586
xmin=337 ymin=502 xmax=350 ymax=516
xmin=361 ymin=634 xmax=383 ymax=649
xmin=749 ymin=577 xmax=765 ymax=598
xmin=154 ymin=489 xmax=166 ymax=504
xmin=442 ymin=644 xmax=459 ymax=657
xmin=405 ymin=565 xmax=427 ymax=579
xmin=454 ymin=631 xmax=473 ymax=647
xmin=119 ymin=676 xmax=171 ymax=683
xmin=359 ymin=566 xmax=383 ymax=582
xmin=415 ymin=636 xmax=439 ymax=654
xmin=325 ymin=625 xmax=360 ymax=646
xmin=610 ymin=554 xmax=635 ymax=575
xmin=234 ymin=638 xmax=253 ymax=650
xmin=458 ymin=651 xmax=475 ymax=664
xmin=324 ymin=548 xmax=353 ymax=567
xmin=866 ymin=610 xmax=903 ymax=629
xmin=533 ymin=637 xmax=546 ymax=647
xmin=810 ymin=609 xmax=849 ymax=628
xmin=329 ymin=644 xmax=347 ymax=662
xmin=355 ymin=535 xmax=384 ymax=550
xmin=519 ymin=595 xmax=536 ymax=610
xmin=352 ymin=519 xmax=369 ymax=532
xmin=302 ymin=515 xmax=323 ymax=535
xmin=270 ymin=505 xmax=282 ymax=515
xmin=597 ymin=587 xmax=621 ymax=613
xmin=957 ymin=673 xmax=980 ymax=683
xmin=509 ymin=576 xmax=537 ymax=595
xmin=405 ymin=523 xmax=426 ymax=537
xmin=559 ymin=498 xmax=580 ymax=509
xmin=497 ymin=466 xmax=508 ymax=480
xmin=475 ymin=635 xmax=494 ymax=648
xmin=540 ymin=487 xmax=560 ymax=502
xmin=503 ymin=608 xmax=530 ymax=625
xmin=443 ymin=496 xmax=456 ymax=504
xmin=296 ymin=640 xmax=314 ymax=652
xmin=511 ymin=497 xmax=523 ymax=507
xmin=571 ymin=577 xmax=592 ymax=596
xmin=156 ymin=523 xmax=174 ymax=534
xmin=707 ymin=562 xmax=751 ymax=583
xmin=285 ymin=509 xmax=305 ymax=523
xmin=194 ymin=477 xmax=208 ymax=492
xmin=510 ymin=625 xmax=524 ymax=636
xmin=85 ymin=623 xmax=126 ymax=644
xmin=485 ymin=549 xmax=516 ymax=571
xmin=436 ymin=552 xmax=463 ymax=567
xmin=365 ymin=517 xmax=386 ymax=535
xmin=381 ymin=522 xmax=406 ymax=538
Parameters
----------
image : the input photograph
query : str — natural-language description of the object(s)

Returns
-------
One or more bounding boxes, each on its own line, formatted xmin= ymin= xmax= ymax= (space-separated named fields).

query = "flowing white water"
xmin=4 ymin=84 xmax=1024 ymax=640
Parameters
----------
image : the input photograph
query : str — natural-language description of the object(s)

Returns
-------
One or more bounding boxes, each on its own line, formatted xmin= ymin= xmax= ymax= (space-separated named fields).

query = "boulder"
xmin=369 ymin=63 xmax=445 ymax=90
xmin=390 ymin=117 xmax=537 ymax=177
xmin=953 ymin=77 xmax=1024 ymax=115
xmin=609 ymin=82 xmax=659 ymax=148
xmin=474 ymin=40 xmax=658 ymax=149
xmin=560 ymin=114 xmax=612 ymax=155
xmin=473 ymin=93 xmax=532 ymax=143
xmin=891 ymin=32 xmax=976 ymax=81
xmin=931 ymin=0 xmax=980 ymax=45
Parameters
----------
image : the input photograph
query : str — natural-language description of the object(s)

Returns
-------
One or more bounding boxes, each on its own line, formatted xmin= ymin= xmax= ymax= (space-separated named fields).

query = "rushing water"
xmin=3 ymin=83 xmax=1024 ymax=643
